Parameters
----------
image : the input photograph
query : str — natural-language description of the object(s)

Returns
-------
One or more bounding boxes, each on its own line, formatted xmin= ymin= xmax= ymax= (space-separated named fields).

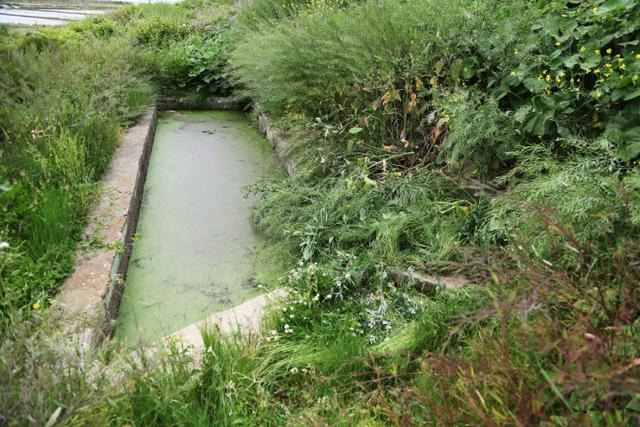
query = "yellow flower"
xmin=545 ymin=74 xmax=551 ymax=82
xmin=510 ymin=71 xmax=517 ymax=76
xmin=605 ymin=63 xmax=613 ymax=68
xmin=555 ymin=42 xmax=561 ymax=47
xmin=620 ymin=64 xmax=626 ymax=70
xmin=570 ymin=78 xmax=575 ymax=84
xmin=599 ymin=78 xmax=605 ymax=83
xmin=595 ymin=49 xmax=600 ymax=55
xmin=636 ymin=54 xmax=640 ymax=60
xmin=618 ymin=57 xmax=624 ymax=63
xmin=33 ymin=302 xmax=40 ymax=310
xmin=586 ymin=69 xmax=592 ymax=74
xmin=592 ymin=7 xmax=599 ymax=13
xmin=633 ymin=75 xmax=639 ymax=81
xmin=579 ymin=46 xmax=586 ymax=53
xmin=595 ymin=90 xmax=602 ymax=98
xmin=594 ymin=68 xmax=601 ymax=74
xmin=558 ymin=71 xmax=566 ymax=77
xmin=606 ymin=48 xmax=613 ymax=54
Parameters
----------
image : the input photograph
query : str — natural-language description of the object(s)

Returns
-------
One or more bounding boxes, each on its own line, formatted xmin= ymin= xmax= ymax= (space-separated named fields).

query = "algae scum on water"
xmin=116 ymin=111 xmax=281 ymax=346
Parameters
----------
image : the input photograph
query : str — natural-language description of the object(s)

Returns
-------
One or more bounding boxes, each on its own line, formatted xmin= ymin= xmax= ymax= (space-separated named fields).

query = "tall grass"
xmin=250 ymin=169 xmax=473 ymax=265
xmin=0 ymin=33 xmax=153 ymax=324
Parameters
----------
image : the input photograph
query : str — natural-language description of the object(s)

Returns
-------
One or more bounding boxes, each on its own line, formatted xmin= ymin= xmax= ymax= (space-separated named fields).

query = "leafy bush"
xmin=142 ymin=33 xmax=233 ymax=94
xmin=127 ymin=2 xmax=235 ymax=96
xmin=69 ymin=15 xmax=119 ymax=39
xmin=133 ymin=13 xmax=193 ymax=47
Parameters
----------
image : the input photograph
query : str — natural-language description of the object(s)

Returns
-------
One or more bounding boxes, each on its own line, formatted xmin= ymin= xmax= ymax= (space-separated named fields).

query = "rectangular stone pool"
xmin=115 ymin=111 xmax=281 ymax=346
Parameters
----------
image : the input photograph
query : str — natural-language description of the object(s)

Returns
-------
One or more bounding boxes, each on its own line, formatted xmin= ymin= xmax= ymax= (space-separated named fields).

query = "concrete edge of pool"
xmin=133 ymin=288 xmax=290 ymax=368
xmin=58 ymin=107 xmax=157 ymax=348
xmin=56 ymin=102 xmax=294 ymax=351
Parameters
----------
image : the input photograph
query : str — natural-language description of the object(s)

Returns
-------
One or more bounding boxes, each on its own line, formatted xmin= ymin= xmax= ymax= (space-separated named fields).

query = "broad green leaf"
xmin=624 ymin=89 xmax=640 ymax=101
xmin=514 ymin=105 xmax=534 ymax=124
xmin=462 ymin=58 xmax=475 ymax=78
xmin=523 ymin=77 xmax=546 ymax=92
xmin=562 ymin=54 xmax=580 ymax=68
xmin=598 ymin=0 xmax=636 ymax=14
xmin=523 ymin=96 xmax=557 ymax=135
xmin=617 ymin=127 xmax=640 ymax=161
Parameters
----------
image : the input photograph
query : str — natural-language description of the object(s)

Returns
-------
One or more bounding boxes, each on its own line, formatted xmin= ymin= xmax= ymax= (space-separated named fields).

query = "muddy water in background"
xmin=116 ymin=111 xmax=280 ymax=346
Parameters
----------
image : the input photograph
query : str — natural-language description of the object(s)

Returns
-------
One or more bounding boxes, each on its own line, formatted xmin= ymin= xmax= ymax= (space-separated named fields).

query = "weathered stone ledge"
xmin=386 ymin=268 xmax=470 ymax=294
xmin=256 ymin=112 xmax=295 ymax=176
xmin=57 ymin=107 xmax=157 ymax=348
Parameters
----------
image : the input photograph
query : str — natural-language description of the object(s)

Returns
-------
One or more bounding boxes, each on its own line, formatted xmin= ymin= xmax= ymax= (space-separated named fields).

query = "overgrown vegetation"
xmin=2 ymin=0 xmax=640 ymax=425
xmin=230 ymin=0 xmax=640 ymax=423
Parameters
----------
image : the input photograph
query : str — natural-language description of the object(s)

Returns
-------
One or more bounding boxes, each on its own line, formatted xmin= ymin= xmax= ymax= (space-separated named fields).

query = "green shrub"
xmin=142 ymin=33 xmax=233 ymax=94
xmin=69 ymin=15 xmax=119 ymax=39
xmin=133 ymin=13 xmax=193 ymax=47
xmin=232 ymin=1 xmax=640 ymax=421
xmin=231 ymin=0 xmax=470 ymax=114
xmin=481 ymin=159 xmax=640 ymax=270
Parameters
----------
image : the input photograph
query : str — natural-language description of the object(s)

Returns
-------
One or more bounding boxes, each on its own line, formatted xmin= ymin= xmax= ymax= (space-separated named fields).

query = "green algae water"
xmin=116 ymin=111 xmax=280 ymax=346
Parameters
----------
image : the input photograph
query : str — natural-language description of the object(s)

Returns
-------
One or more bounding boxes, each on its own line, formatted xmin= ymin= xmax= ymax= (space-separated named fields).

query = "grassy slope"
xmin=1 ymin=0 xmax=640 ymax=425
xmin=228 ymin=0 xmax=640 ymax=424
